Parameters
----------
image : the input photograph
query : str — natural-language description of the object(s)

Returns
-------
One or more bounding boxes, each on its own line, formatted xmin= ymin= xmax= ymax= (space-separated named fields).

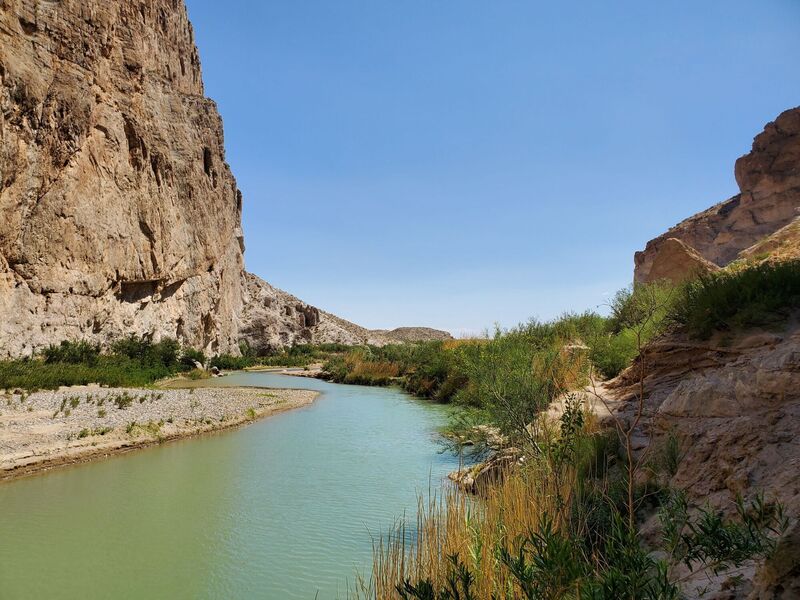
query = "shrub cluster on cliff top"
xmin=670 ymin=259 xmax=800 ymax=339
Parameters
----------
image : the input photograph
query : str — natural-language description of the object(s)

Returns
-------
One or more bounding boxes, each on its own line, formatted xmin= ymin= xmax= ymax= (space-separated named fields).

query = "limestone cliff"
xmin=0 ymin=1 xmax=450 ymax=357
xmin=0 ymin=0 xmax=246 ymax=356
xmin=635 ymin=107 xmax=800 ymax=284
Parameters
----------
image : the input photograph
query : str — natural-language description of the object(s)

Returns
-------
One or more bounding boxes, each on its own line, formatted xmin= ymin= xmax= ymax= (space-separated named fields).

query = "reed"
xmin=359 ymin=408 xmax=593 ymax=600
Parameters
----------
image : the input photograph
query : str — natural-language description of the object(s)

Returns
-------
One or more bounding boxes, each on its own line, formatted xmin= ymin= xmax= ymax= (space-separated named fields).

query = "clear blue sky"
xmin=185 ymin=0 xmax=800 ymax=336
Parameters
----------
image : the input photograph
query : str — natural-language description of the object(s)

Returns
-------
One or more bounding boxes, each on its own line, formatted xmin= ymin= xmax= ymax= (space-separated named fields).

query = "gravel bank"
xmin=0 ymin=385 xmax=318 ymax=480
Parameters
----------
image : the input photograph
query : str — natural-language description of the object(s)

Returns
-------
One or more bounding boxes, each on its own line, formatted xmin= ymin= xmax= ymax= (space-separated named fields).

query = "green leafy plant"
xmin=671 ymin=260 xmax=800 ymax=339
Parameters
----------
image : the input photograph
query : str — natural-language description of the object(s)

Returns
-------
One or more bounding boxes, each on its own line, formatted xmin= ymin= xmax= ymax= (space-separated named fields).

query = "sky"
xmin=184 ymin=0 xmax=800 ymax=336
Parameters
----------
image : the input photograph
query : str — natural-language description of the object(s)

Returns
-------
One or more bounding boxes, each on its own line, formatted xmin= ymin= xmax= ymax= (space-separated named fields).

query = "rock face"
xmin=238 ymin=274 xmax=453 ymax=354
xmin=0 ymin=0 xmax=245 ymax=356
xmin=618 ymin=109 xmax=800 ymax=597
xmin=238 ymin=273 xmax=362 ymax=353
xmin=607 ymin=323 xmax=800 ymax=598
xmin=644 ymin=237 xmax=720 ymax=284
xmin=635 ymin=107 xmax=800 ymax=284
xmin=0 ymin=1 xmax=451 ymax=357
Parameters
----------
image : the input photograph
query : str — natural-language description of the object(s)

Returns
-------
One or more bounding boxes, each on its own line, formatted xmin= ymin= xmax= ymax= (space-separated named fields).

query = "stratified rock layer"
xmin=607 ymin=323 xmax=800 ymax=599
xmin=635 ymin=107 xmax=800 ymax=284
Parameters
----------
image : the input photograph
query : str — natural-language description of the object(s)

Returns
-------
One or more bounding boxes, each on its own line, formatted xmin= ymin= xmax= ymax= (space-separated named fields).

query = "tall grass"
xmin=358 ymin=402 xmax=786 ymax=600
xmin=363 ymin=407 xmax=596 ymax=599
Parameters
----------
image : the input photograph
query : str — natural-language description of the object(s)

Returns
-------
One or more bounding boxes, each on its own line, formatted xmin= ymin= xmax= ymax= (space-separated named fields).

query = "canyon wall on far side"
xmin=0 ymin=1 xmax=451 ymax=357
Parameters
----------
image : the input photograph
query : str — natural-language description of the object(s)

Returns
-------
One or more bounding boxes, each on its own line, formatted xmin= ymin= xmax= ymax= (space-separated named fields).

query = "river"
xmin=0 ymin=373 xmax=462 ymax=599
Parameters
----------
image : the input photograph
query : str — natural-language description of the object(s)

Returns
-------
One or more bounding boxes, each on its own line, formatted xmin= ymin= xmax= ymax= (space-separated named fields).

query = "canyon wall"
xmin=0 ymin=0 xmax=245 ymax=356
xmin=618 ymin=108 xmax=800 ymax=598
xmin=0 ymin=1 xmax=451 ymax=357
xmin=635 ymin=107 xmax=800 ymax=284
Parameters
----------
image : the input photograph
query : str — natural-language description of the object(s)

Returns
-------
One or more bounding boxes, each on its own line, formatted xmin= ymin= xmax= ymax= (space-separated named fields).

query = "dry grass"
xmin=357 ymin=411 xmax=598 ymax=599
xmin=441 ymin=339 xmax=488 ymax=351
xmin=348 ymin=359 xmax=402 ymax=380
xmin=738 ymin=218 xmax=800 ymax=264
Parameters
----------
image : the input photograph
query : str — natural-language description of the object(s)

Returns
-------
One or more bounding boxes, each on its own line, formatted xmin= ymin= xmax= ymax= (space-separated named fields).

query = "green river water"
xmin=0 ymin=372 xmax=463 ymax=599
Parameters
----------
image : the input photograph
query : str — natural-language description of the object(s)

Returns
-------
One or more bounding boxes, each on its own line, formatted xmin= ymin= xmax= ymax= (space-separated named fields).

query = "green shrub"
xmin=671 ymin=260 xmax=800 ymax=339
xmin=180 ymin=348 xmax=206 ymax=371
xmin=112 ymin=336 xmax=180 ymax=369
xmin=186 ymin=368 xmax=210 ymax=380
xmin=210 ymin=354 xmax=256 ymax=370
xmin=588 ymin=329 xmax=639 ymax=379
xmin=43 ymin=341 xmax=100 ymax=365
xmin=0 ymin=356 xmax=172 ymax=390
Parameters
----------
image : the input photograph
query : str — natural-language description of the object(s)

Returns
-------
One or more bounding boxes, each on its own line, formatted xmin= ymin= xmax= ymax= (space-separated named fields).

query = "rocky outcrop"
xmin=448 ymin=448 xmax=519 ymax=495
xmin=0 ymin=1 xmax=451 ymax=358
xmin=0 ymin=0 xmax=245 ymax=356
xmin=739 ymin=217 xmax=800 ymax=263
xmin=370 ymin=327 xmax=455 ymax=344
xmin=635 ymin=107 xmax=800 ymax=284
xmin=644 ymin=237 xmax=720 ymax=284
xmin=238 ymin=273 xmax=453 ymax=354
xmin=606 ymin=322 xmax=800 ymax=598
xmin=615 ymin=108 xmax=800 ymax=597
xmin=238 ymin=273 xmax=362 ymax=353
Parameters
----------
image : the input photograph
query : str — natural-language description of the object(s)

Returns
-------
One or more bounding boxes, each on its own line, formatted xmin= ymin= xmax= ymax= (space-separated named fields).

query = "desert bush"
xmin=42 ymin=340 xmax=101 ymax=365
xmin=180 ymin=348 xmax=206 ymax=371
xmin=671 ymin=259 xmax=800 ymax=339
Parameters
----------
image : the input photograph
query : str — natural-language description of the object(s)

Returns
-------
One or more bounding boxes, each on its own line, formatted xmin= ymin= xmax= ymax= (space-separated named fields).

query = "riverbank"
xmin=0 ymin=385 xmax=317 ymax=481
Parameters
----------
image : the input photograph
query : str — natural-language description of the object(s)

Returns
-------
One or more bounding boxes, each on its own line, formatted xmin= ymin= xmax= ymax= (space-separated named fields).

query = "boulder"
xmin=645 ymin=237 xmax=720 ymax=284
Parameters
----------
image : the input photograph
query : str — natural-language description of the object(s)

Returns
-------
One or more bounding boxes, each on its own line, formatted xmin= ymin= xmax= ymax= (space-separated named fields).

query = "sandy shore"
xmin=0 ymin=384 xmax=318 ymax=481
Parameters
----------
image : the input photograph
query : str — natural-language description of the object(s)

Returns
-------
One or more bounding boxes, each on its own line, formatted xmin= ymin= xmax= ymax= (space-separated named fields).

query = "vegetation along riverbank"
xmin=1 ymin=258 xmax=798 ymax=595
xmin=344 ymin=259 xmax=800 ymax=599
